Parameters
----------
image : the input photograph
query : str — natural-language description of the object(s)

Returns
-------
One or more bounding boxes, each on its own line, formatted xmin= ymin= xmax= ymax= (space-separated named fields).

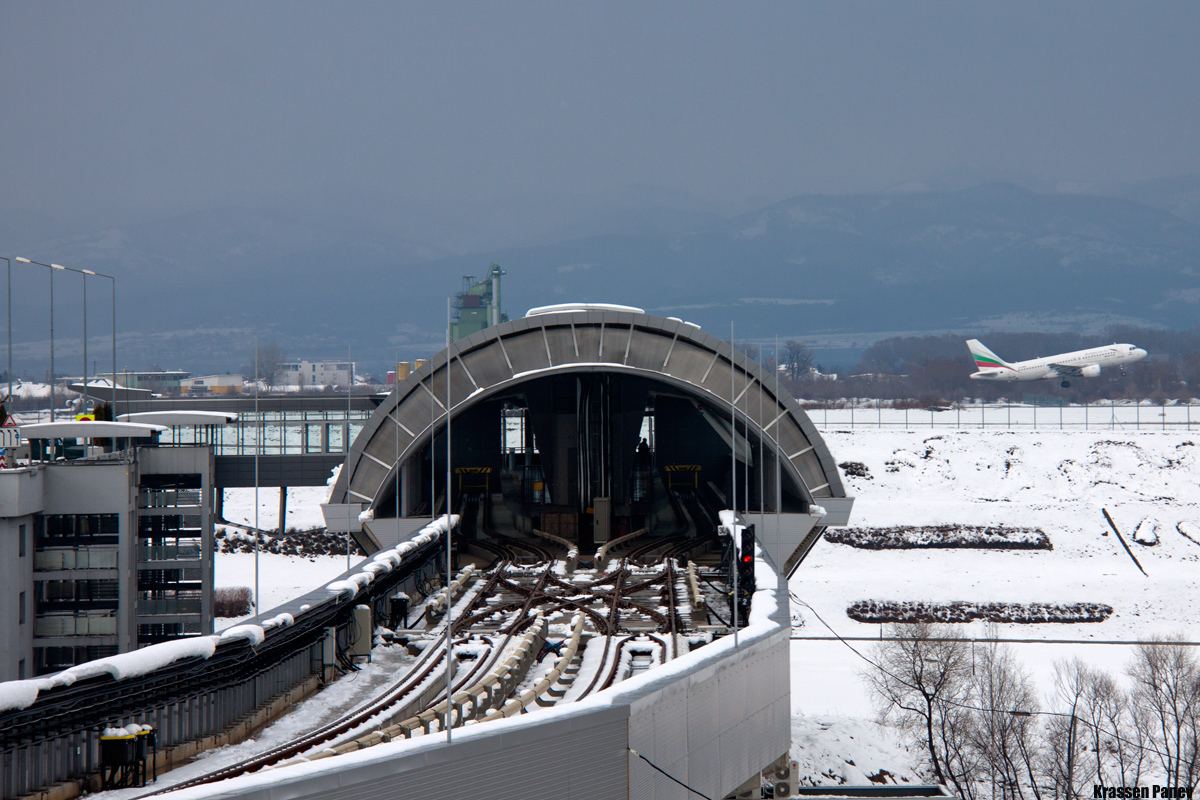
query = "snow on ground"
xmin=791 ymin=714 xmax=922 ymax=787
xmin=220 ymin=486 xmax=330 ymax=532
xmin=789 ymin=428 xmax=1200 ymax=782
xmin=795 ymin=430 xmax=1200 ymax=642
xmin=213 ymin=551 xmax=363 ymax=629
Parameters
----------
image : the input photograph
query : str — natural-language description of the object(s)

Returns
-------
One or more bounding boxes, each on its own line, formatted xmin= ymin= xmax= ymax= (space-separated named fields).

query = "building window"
xmin=34 ymin=645 xmax=118 ymax=675
xmin=35 ymin=514 xmax=120 ymax=548
xmin=19 ymin=591 xmax=25 ymax=625
xmin=19 ymin=524 xmax=26 ymax=557
xmin=17 ymin=659 xmax=25 ymax=680
xmin=34 ymin=579 xmax=120 ymax=612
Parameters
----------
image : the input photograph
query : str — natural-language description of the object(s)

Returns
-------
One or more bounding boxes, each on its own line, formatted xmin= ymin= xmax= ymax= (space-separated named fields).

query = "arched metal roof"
xmin=329 ymin=309 xmax=846 ymax=510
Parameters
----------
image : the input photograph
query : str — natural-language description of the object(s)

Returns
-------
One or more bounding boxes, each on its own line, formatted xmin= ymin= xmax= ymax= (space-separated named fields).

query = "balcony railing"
xmin=137 ymin=597 xmax=202 ymax=616
xmin=138 ymin=543 xmax=202 ymax=562
xmin=138 ymin=489 xmax=202 ymax=508
xmin=34 ymin=615 xmax=117 ymax=637
xmin=33 ymin=548 xmax=119 ymax=571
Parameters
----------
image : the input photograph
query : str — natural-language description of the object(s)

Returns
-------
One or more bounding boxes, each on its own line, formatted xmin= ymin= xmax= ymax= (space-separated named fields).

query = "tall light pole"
xmin=16 ymin=258 xmax=66 ymax=420
xmin=444 ymin=297 xmax=453 ymax=743
xmin=2 ymin=256 xmax=10 ymax=405
xmin=91 ymin=271 xmax=116 ymax=417
xmin=71 ymin=268 xmax=117 ymax=416
xmin=17 ymin=261 xmax=116 ymax=415
xmin=79 ymin=270 xmax=89 ymax=410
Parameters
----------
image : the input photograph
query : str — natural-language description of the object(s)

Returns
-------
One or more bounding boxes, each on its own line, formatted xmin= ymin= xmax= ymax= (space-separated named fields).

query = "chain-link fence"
xmin=804 ymin=399 xmax=1199 ymax=430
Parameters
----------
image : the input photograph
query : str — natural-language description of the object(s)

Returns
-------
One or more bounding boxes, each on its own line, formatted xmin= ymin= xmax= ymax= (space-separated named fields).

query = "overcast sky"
xmin=2 ymin=2 xmax=1199 ymax=226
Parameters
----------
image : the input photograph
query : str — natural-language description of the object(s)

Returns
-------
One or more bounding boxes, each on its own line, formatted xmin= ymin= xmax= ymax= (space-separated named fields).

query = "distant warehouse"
xmin=183 ymin=374 xmax=243 ymax=395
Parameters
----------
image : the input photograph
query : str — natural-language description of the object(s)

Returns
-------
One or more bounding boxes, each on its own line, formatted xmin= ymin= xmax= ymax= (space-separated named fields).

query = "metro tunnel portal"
xmin=372 ymin=372 xmax=813 ymax=556
xmin=330 ymin=306 xmax=850 ymax=575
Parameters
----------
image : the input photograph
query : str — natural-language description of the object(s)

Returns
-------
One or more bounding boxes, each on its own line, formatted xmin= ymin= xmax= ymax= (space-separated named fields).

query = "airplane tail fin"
xmin=966 ymin=339 xmax=1009 ymax=370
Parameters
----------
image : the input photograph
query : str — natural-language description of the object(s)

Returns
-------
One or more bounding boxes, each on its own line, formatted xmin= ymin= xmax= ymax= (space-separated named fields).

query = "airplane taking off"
xmin=967 ymin=339 xmax=1147 ymax=388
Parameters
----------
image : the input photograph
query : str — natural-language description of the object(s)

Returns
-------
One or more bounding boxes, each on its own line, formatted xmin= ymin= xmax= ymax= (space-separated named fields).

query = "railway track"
xmin=143 ymin=517 xmax=727 ymax=795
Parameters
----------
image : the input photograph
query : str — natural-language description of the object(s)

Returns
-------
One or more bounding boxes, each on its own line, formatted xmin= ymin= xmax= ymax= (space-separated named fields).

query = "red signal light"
xmin=742 ymin=555 xmax=752 ymax=563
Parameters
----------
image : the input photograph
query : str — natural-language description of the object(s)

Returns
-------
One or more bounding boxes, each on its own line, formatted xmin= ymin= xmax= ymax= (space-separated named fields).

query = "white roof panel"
xmin=118 ymin=411 xmax=237 ymax=426
xmin=20 ymin=421 xmax=168 ymax=439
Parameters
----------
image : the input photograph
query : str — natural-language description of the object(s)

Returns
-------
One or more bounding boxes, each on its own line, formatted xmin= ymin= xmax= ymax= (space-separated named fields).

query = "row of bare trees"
xmin=867 ymin=623 xmax=1200 ymax=798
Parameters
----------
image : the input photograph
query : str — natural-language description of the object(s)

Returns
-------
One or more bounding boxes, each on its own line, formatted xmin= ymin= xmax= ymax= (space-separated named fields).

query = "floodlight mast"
xmin=729 ymin=321 xmax=738 ymax=651
xmin=15 ymin=258 xmax=63 ymax=420
xmin=444 ymin=297 xmax=454 ymax=743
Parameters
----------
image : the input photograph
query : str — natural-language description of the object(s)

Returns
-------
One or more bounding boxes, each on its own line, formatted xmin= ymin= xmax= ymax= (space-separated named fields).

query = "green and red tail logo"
xmin=966 ymin=339 xmax=1014 ymax=371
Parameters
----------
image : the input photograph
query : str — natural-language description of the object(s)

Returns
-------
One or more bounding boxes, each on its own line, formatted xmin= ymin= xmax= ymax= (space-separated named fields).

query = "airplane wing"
xmin=1049 ymin=362 xmax=1085 ymax=377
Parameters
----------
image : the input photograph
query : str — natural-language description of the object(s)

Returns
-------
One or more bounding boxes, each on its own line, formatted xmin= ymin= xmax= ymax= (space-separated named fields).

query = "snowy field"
xmin=788 ymin=428 xmax=1200 ymax=781
xmin=220 ymin=485 xmax=330 ymax=532
xmin=213 ymin=485 xmax=362 ymax=628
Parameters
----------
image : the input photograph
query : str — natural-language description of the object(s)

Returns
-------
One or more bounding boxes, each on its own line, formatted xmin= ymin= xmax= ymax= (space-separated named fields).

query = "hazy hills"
xmin=2 ymin=181 xmax=1198 ymax=376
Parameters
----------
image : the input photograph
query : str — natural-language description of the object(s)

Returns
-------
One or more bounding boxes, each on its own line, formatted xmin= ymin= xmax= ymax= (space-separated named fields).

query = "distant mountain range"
xmin=2 ymin=179 xmax=1198 ymax=376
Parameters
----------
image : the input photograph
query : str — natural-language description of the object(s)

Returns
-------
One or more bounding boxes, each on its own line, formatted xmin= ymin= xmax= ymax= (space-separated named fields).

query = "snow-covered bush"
xmin=213 ymin=586 xmax=252 ymax=618
xmin=214 ymin=526 xmax=366 ymax=558
xmin=847 ymin=599 xmax=1111 ymax=624
xmin=825 ymin=525 xmax=1051 ymax=550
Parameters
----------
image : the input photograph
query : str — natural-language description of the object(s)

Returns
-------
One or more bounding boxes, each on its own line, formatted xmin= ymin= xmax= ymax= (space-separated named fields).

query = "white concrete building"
xmin=0 ymin=422 xmax=216 ymax=680
xmin=279 ymin=360 xmax=355 ymax=388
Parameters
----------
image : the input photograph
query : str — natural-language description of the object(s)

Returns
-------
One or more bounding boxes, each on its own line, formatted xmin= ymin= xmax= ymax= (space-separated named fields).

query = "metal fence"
xmin=804 ymin=400 xmax=1200 ymax=431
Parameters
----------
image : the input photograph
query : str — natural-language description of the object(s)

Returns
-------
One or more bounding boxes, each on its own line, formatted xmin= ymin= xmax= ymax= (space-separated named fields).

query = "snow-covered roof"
xmin=118 ymin=411 xmax=237 ymax=426
xmin=20 ymin=421 xmax=168 ymax=439
xmin=67 ymin=382 xmax=155 ymax=401
xmin=525 ymin=302 xmax=645 ymax=317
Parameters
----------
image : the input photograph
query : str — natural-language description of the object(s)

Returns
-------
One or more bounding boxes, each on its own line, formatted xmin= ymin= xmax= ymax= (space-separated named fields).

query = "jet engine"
xmin=1081 ymin=364 xmax=1101 ymax=377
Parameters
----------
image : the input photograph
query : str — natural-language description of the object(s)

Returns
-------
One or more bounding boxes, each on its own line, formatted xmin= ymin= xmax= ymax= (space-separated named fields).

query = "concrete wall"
xmin=0 ymin=467 xmax=41 ymax=680
xmin=139 ymin=446 xmax=215 ymax=634
xmin=41 ymin=460 xmax=137 ymax=655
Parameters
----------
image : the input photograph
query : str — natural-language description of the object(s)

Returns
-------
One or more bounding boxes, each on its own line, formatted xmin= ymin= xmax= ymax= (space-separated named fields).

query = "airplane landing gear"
xmin=1061 ymin=380 xmax=1071 ymax=388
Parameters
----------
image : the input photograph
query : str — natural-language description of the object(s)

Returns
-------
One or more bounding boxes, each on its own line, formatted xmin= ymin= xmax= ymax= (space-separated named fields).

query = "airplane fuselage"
xmin=969 ymin=343 xmax=1147 ymax=382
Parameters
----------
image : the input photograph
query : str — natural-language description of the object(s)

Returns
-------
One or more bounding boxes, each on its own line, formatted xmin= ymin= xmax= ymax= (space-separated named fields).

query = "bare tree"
xmin=865 ymin=622 xmax=975 ymax=793
xmin=251 ymin=341 xmax=288 ymax=389
xmin=1099 ymin=677 xmax=1146 ymax=790
xmin=735 ymin=339 xmax=760 ymax=361
xmin=970 ymin=637 xmax=1042 ymax=800
xmin=1128 ymin=637 xmax=1200 ymax=788
xmin=784 ymin=339 xmax=814 ymax=379
xmin=1044 ymin=659 xmax=1091 ymax=799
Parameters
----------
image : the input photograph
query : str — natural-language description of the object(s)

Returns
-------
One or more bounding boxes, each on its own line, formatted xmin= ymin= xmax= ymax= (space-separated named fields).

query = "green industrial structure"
xmin=449 ymin=264 xmax=507 ymax=343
